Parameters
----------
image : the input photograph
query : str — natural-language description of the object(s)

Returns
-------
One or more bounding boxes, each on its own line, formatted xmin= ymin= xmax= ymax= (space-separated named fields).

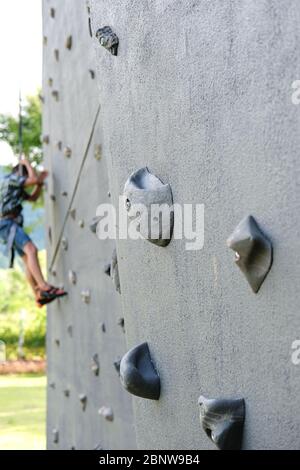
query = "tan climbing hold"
xmin=94 ymin=144 xmax=102 ymax=161
xmin=68 ymin=270 xmax=77 ymax=285
xmin=78 ymin=220 xmax=85 ymax=228
xmin=81 ymin=290 xmax=91 ymax=304
xmin=43 ymin=135 xmax=50 ymax=144
xmin=65 ymin=36 xmax=73 ymax=50
xmin=48 ymin=78 xmax=53 ymax=87
xmin=64 ymin=147 xmax=72 ymax=158
xmin=61 ymin=237 xmax=68 ymax=251
xmin=69 ymin=208 xmax=76 ymax=220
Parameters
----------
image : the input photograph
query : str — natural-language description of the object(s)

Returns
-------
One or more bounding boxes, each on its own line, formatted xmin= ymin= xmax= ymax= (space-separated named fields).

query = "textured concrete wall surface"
xmin=43 ymin=0 xmax=136 ymax=450
xmin=89 ymin=0 xmax=300 ymax=450
xmin=44 ymin=0 xmax=300 ymax=450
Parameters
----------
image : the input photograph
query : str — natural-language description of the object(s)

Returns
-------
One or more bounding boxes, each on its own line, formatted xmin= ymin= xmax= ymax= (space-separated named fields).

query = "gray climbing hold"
xmin=124 ymin=167 xmax=174 ymax=247
xmin=91 ymin=354 xmax=100 ymax=376
xmin=89 ymin=69 xmax=95 ymax=79
xmin=55 ymin=339 xmax=60 ymax=347
xmin=54 ymin=49 xmax=59 ymax=61
xmin=64 ymin=389 xmax=70 ymax=397
xmin=107 ymin=191 xmax=111 ymax=198
xmin=67 ymin=325 xmax=73 ymax=337
xmin=47 ymin=78 xmax=53 ymax=87
xmin=69 ymin=208 xmax=76 ymax=220
xmin=61 ymin=191 xmax=68 ymax=197
xmin=50 ymin=194 xmax=56 ymax=202
xmin=88 ymin=17 xmax=93 ymax=38
xmin=61 ymin=237 xmax=68 ymax=251
xmin=89 ymin=216 xmax=101 ymax=234
xmin=64 ymin=146 xmax=72 ymax=158
xmin=43 ymin=36 xmax=48 ymax=46
xmin=50 ymin=8 xmax=55 ymax=18
xmin=78 ymin=220 xmax=85 ymax=228
xmin=43 ymin=135 xmax=50 ymax=144
xmin=52 ymin=90 xmax=59 ymax=101
xmin=48 ymin=227 xmax=52 ymax=244
xmin=96 ymin=26 xmax=119 ymax=56
xmin=49 ymin=381 xmax=56 ymax=389
xmin=120 ymin=342 xmax=160 ymax=400
xmin=118 ymin=318 xmax=125 ymax=333
xmin=98 ymin=406 xmax=114 ymax=422
xmin=227 ymin=215 xmax=273 ymax=293
xmin=68 ymin=270 xmax=77 ymax=285
xmin=198 ymin=396 xmax=245 ymax=450
xmin=56 ymin=141 xmax=62 ymax=151
xmin=100 ymin=323 xmax=106 ymax=333
xmin=52 ymin=429 xmax=59 ymax=444
xmin=81 ymin=290 xmax=91 ymax=304
xmin=65 ymin=35 xmax=73 ymax=50
xmin=51 ymin=269 xmax=57 ymax=277
xmin=113 ymin=358 xmax=121 ymax=376
xmin=79 ymin=394 xmax=87 ymax=411
xmin=94 ymin=144 xmax=102 ymax=161
xmin=104 ymin=249 xmax=121 ymax=294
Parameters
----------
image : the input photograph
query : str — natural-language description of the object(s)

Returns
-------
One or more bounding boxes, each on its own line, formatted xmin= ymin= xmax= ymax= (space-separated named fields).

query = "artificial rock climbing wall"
xmin=42 ymin=0 xmax=136 ymax=450
xmin=45 ymin=0 xmax=300 ymax=450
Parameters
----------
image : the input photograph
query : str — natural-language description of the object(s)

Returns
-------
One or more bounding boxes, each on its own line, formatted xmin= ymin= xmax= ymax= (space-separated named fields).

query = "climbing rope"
xmin=18 ymin=91 xmax=24 ymax=176
xmin=49 ymin=104 xmax=101 ymax=272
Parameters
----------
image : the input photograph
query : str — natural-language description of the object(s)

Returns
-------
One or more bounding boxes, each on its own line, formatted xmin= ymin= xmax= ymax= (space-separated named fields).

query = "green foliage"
xmin=0 ymin=251 xmax=46 ymax=360
xmin=0 ymin=92 xmax=42 ymax=167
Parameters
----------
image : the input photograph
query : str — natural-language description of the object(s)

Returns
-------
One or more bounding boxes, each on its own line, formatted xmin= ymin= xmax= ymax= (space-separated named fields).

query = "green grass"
xmin=0 ymin=375 xmax=46 ymax=450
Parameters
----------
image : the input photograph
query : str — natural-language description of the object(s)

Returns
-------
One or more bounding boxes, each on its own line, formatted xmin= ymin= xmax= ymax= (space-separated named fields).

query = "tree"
xmin=0 ymin=92 xmax=42 ymax=167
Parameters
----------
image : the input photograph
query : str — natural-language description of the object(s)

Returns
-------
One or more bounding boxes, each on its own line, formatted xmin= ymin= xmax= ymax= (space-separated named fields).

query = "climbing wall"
xmin=88 ymin=0 xmax=300 ymax=450
xmin=42 ymin=0 xmax=136 ymax=450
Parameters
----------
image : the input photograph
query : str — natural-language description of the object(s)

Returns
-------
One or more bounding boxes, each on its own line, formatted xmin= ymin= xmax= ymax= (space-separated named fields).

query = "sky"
xmin=0 ymin=0 xmax=42 ymax=165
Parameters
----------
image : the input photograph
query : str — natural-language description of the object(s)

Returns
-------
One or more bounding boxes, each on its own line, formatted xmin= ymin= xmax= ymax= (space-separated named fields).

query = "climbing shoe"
xmin=37 ymin=286 xmax=68 ymax=307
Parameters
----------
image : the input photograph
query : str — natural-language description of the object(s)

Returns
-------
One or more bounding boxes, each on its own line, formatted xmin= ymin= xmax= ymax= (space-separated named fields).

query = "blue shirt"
xmin=0 ymin=172 xmax=29 ymax=217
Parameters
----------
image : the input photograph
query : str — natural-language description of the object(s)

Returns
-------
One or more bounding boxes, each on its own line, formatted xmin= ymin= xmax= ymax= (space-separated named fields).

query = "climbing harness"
xmin=49 ymin=104 xmax=101 ymax=272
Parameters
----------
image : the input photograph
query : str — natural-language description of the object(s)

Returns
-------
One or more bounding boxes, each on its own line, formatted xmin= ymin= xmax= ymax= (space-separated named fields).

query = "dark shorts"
xmin=0 ymin=219 xmax=32 ymax=257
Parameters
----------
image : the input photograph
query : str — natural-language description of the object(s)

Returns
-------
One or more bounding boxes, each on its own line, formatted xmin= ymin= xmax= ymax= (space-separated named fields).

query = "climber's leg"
xmin=22 ymin=254 xmax=39 ymax=299
xmin=22 ymin=242 xmax=50 ymax=291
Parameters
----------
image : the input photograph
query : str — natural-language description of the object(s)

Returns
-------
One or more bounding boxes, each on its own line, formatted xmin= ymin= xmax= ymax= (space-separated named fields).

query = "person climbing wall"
xmin=0 ymin=157 xmax=67 ymax=307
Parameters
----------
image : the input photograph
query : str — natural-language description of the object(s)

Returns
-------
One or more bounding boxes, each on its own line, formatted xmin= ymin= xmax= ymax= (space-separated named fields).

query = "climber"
xmin=0 ymin=158 xmax=67 ymax=307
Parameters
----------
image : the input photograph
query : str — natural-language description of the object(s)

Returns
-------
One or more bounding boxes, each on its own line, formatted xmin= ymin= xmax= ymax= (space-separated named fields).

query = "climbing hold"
xmin=94 ymin=144 xmax=102 ymax=161
xmin=91 ymin=354 xmax=100 ymax=376
xmin=69 ymin=208 xmax=76 ymax=220
xmin=50 ymin=8 xmax=55 ymax=18
xmin=65 ymin=35 xmax=73 ymax=50
xmin=227 ymin=215 xmax=273 ymax=293
xmin=39 ymin=93 xmax=45 ymax=103
xmin=89 ymin=69 xmax=95 ymax=79
xmin=67 ymin=325 xmax=73 ymax=337
xmin=64 ymin=146 xmax=72 ymax=158
xmin=198 ymin=396 xmax=245 ymax=450
xmin=48 ymin=227 xmax=52 ymax=244
xmin=118 ymin=318 xmax=125 ymax=333
xmin=107 ymin=191 xmax=111 ymax=198
xmin=52 ymin=90 xmax=59 ymax=102
xmin=68 ymin=270 xmax=77 ymax=285
xmin=79 ymin=394 xmax=87 ymax=411
xmin=51 ymin=269 xmax=57 ymax=277
xmin=50 ymin=194 xmax=56 ymax=202
xmin=98 ymin=406 xmax=114 ymax=422
xmin=54 ymin=49 xmax=59 ymax=61
xmin=55 ymin=339 xmax=60 ymax=347
xmin=52 ymin=429 xmax=59 ymax=444
xmin=120 ymin=342 xmax=160 ymax=400
xmin=56 ymin=141 xmax=62 ymax=151
xmin=95 ymin=26 xmax=119 ymax=56
xmin=113 ymin=358 xmax=121 ymax=376
xmin=94 ymin=443 xmax=103 ymax=451
xmin=49 ymin=381 xmax=56 ymax=389
xmin=104 ymin=249 xmax=121 ymax=294
xmin=78 ymin=220 xmax=85 ymax=229
xmin=61 ymin=237 xmax=68 ymax=251
xmin=61 ymin=191 xmax=68 ymax=197
xmin=100 ymin=323 xmax=106 ymax=333
xmin=43 ymin=36 xmax=48 ymax=46
xmin=123 ymin=167 xmax=174 ymax=247
xmin=88 ymin=17 xmax=93 ymax=38
xmin=81 ymin=290 xmax=91 ymax=304
xmin=43 ymin=135 xmax=50 ymax=144
xmin=89 ymin=216 xmax=101 ymax=234
xmin=64 ymin=389 xmax=70 ymax=398
xmin=47 ymin=78 xmax=53 ymax=87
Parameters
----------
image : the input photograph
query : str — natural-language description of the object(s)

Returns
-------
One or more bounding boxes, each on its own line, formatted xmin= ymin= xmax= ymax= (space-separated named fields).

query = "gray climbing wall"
xmin=88 ymin=0 xmax=300 ymax=450
xmin=42 ymin=0 xmax=136 ymax=450
xmin=44 ymin=0 xmax=300 ymax=450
